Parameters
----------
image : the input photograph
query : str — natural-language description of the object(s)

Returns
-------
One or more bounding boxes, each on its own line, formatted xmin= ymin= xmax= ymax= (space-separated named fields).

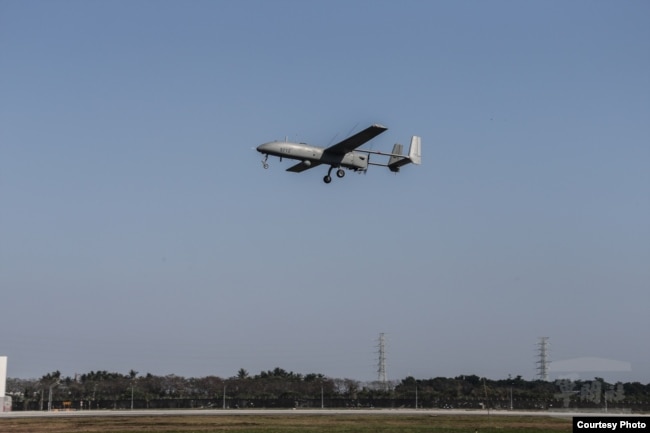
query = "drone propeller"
xmin=345 ymin=122 xmax=360 ymax=137
xmin=363 ymin=138 xmax=377 ymax=175
xmin=327 ymin=122 xmax=360 ymax=147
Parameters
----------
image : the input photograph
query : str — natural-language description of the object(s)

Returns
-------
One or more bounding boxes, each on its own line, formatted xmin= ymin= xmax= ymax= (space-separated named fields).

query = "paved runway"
xmin=3 ymin=408 xmax=635 ymax=419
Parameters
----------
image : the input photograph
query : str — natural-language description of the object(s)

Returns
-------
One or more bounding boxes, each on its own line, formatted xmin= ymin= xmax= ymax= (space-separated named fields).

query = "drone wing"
xmin=286 ymin=161 xmax=323 ymax=172
xmin=324 ymin=124 xmax=388 ymax=155
xmin=284 ymin=124 xmax=387 ymax=173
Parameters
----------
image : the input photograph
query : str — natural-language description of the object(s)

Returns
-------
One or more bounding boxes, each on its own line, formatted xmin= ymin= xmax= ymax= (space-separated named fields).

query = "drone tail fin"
xmin=387 ymin=144 xmax=404 ymax=168
xmin=387 ymin=136 xmax=421 ymax=172
xmin=408 ymin=135 xmax=422 ymax=165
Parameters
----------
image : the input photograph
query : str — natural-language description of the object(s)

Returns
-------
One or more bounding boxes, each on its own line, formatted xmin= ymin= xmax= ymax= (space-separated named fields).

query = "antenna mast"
xmin=536 ymin=337 xmax=550 ymax=381
xmin=377 ymin=333 xmax=387 ymax=387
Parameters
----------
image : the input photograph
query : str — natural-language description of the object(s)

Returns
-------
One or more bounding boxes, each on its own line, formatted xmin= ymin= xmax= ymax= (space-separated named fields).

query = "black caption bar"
xmin=574 ymin=417 xmax=649 ymax=433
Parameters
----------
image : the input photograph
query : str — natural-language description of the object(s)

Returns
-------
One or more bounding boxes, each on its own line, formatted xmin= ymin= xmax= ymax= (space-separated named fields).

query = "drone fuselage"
xmin=257 ymin=141 xmax=369 ymax=171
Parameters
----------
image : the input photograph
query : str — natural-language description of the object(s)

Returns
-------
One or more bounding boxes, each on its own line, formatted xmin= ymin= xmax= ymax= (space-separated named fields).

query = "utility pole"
xmin=48 ymin=383 xmax=58 ymax=412
xmin=483 ymin=377 xmax=489 ymax=414
xmin=223 ymin=384 xmax=227 ymax=409
xmin=509 ymin=386 xmax=513 ymax=410
xmin=415 ymin=384 xmax=418 ymax=409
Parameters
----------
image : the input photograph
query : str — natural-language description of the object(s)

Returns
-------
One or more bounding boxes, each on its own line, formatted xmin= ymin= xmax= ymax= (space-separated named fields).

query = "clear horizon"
xmin=2 ymin=1 xmax=648 ymax=384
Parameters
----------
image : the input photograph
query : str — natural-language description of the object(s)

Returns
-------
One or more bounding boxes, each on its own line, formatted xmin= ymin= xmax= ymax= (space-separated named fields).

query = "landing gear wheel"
xmin=336 ymin=169 xmax=345 ymax=178
xmin=263 ymin=163 xmax=269 ymax=169
xmin=324 ymin=166 xmax=335 ymax=184
xmin=261 ymin=154 xmax=269 ymax=169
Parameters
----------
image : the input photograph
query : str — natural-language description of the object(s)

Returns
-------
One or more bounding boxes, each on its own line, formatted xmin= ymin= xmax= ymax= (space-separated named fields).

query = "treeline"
xmin=6 ymin=369 xmax=650 ymax=412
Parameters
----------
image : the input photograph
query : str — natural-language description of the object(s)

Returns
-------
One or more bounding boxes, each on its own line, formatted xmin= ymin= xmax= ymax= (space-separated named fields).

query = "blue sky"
xmin=1 ymin=0 xmax=649 ymax=383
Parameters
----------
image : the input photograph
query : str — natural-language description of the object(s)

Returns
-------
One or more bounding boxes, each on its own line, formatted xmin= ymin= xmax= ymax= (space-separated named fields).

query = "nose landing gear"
xmin=261 ymin=154 xmax=269 ymax=169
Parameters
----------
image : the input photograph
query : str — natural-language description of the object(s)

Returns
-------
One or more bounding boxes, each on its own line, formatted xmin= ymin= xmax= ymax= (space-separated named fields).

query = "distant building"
xmin=0 ymin=356 xmax=11 ymax=412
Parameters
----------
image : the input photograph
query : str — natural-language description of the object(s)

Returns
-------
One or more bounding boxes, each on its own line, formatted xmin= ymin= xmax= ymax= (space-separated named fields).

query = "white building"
xmin=0 ymin=356 xmax=11 ymax=412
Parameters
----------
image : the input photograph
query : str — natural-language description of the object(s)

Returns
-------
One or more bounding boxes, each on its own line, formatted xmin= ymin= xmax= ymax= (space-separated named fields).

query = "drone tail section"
xmin=408 ymin=135 xmax=422 ymax=165
xmin=387 ymin=136 xmax=421 ymax=172
xmin=387 ymin=144 xmax=404 ymax=168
